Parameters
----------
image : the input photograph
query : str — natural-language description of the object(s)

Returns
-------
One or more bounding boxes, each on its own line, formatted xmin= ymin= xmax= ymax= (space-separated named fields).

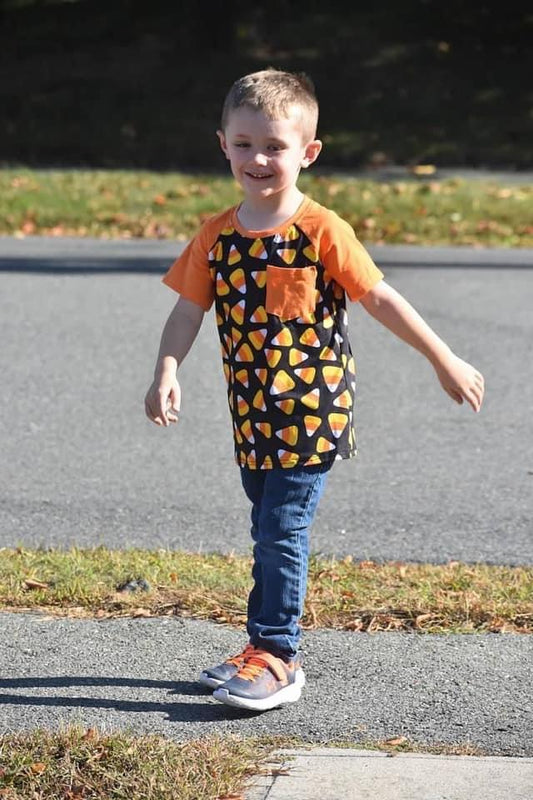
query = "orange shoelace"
xmin=225 ymin=643 xmax=256 ymax=668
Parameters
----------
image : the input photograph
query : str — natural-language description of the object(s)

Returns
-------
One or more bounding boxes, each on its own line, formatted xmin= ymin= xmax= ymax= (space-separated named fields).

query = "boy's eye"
xmin=234 ymin=142 xmax=250 ymax=148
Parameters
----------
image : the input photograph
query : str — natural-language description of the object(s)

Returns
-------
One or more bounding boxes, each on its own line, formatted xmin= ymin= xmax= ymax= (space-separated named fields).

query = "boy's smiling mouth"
xmin=245 ymin=171 xmax=273 ymax=179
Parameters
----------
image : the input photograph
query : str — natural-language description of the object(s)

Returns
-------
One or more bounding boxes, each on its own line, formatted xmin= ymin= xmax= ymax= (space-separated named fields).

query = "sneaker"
xmin=212 ymin=648 xmax=305 ymax=711
xmin=198 ymin=643 xmax=257 ymax=689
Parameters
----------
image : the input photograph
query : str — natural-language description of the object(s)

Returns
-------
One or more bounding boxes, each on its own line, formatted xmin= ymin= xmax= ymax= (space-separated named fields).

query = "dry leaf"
xmin=132 ymin=608 xmax=152 ymax=618
xmin=217 ymin=795 xmax=244 ymax=800
xmin=415 ymin=613 xmax=435 ymax=628
xmin=384 ymin=736 xmax=407 ymax=746
xmin=169 ymin=572 xmax=178 ymax=583
xmin=30 ymin=762 xmax=47 ymax=774
xmin=82 ymin=728 xmax=97 ymax=741
xmin=410 ymin=164 xmax=436 ymax=176
xmin=344 ymin=619 xmax=364 ymax=631
xmin=153 ymin=194 xmax=166 ymax=205
xmin=24 ymin=579 xmax=49 ymax=590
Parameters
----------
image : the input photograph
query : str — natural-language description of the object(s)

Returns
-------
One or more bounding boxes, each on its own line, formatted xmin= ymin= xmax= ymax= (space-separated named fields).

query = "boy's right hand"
xmin=144 ymin=373 xmax=181 ymax=427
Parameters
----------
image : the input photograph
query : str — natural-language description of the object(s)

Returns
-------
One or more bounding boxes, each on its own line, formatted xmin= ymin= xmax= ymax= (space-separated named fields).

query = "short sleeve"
xmin=162 ymin=223 xmax=216 ymax=311
xmin=320 ymin=211 xmax=384 ymax=302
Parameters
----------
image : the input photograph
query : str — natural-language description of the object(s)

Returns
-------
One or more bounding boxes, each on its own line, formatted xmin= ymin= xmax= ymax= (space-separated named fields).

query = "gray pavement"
xmin=246 ymin=748 xmax=533 ymax=800
xmin=1 ymin=238 xmax=532 ymax=564
xmin=1 ymin=614 xmax=532 ymax=756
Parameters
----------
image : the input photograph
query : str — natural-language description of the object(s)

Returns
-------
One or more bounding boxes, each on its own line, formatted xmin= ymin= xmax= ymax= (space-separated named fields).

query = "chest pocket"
xmin=265 ymin=264 xmax=317 ymax=323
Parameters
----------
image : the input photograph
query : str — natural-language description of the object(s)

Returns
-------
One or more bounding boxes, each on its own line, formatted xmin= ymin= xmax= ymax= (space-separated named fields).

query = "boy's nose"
xmin=252 ymin=151 xmax=268 ymax=166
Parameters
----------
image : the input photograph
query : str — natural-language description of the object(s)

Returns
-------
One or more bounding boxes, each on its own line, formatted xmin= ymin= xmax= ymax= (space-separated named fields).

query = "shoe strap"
xmin=245 ymin=650 xmax=288 ymax=682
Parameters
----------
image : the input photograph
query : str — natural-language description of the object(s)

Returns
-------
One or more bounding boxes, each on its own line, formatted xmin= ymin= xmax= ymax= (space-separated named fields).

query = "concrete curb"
xmin=246 ymin=748 xmax=533 ymax=800
xmin=0 ymin=235 xmax=532 ymax=272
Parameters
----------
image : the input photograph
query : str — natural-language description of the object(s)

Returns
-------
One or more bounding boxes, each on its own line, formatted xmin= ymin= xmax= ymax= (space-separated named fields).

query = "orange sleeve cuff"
xmin=321 ymin=212 xmax=384 ymax=302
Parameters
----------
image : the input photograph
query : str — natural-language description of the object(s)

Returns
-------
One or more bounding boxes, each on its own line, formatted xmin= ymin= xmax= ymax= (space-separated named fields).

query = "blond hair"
xmin=221 ymin=68 xmax=319 ymax=141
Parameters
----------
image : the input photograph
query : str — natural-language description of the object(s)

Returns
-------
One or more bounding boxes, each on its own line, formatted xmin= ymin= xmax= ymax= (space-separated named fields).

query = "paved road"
xmin=1 ymin=238 xmax=532 ymax=565
xmin=1 ymin=614 xmax=532 ymax=757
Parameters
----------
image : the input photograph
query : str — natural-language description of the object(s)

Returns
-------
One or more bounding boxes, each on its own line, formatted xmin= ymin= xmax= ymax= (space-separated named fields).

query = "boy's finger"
xmin=465 ymin=387 xmax=481 ymax=413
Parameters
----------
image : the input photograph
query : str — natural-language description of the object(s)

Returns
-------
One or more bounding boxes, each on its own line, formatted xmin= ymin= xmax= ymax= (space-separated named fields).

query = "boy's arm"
xmin=144 ymin=296 xmax=205 ymax=427
xmin=359 ymin=280 xmax=484 ymax=412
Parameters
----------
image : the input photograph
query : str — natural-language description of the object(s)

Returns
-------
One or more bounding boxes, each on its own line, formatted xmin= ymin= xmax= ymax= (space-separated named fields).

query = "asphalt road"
xmin=1 ymin=614 xmax=532 ymax=756
xmin=1 ymin=238 xmax=532 ymax=565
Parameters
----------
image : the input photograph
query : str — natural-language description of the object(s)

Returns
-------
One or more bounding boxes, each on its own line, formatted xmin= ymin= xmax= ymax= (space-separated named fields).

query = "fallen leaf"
xmin=384 ymin=736 xmax=408 ymax=746
xmin=217 ymin=795 xmax=244 ymax=800
xmin=414 ymin=613 xmax=435 ymax=628
xmin=153 ymin=194 xmax=166 ymax=206
xmin=344 ymin=619 xmax=364 ymax=631
xmin=30 ymin=762 xmax=47 ymax=774
xmin=24 ymin=579 xmax=49 ymax=590
xmin=409 ymin=164 xmax=436 ymax=176
xmin=169 ymin=572 xmax=178 ymax=583
xmin=132 ymin=608 xmax=153 ymax=618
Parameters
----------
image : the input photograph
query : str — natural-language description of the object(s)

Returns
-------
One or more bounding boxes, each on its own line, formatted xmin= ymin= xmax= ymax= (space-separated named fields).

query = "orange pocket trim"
xmin=265 ymin=265 xmax=317 ymax=322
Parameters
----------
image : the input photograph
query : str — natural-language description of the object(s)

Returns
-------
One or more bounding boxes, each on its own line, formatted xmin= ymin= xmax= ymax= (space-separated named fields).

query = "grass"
xmin=0 ymin=725 xmax=489 ymax=800
xmin=1 ymin=547 xmax=531 ymax=634
xmin=0 ymin=726 xmax=278 ymax=800
xmin=1 ymin=169 xmax=532 ymax=247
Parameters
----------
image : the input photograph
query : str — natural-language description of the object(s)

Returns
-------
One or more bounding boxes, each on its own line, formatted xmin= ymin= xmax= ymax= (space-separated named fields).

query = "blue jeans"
xmin=239 ymin=463 xmax=332 ymax=661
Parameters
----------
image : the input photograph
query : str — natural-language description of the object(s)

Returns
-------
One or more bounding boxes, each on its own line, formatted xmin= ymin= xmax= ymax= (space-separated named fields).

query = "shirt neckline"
xmin=230 ymin=195 xmax=312 ymax=238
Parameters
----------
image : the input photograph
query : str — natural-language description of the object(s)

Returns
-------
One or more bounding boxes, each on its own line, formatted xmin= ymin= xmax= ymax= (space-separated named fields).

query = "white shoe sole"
xmin=212 ymin=669 xmax=305 ymax=711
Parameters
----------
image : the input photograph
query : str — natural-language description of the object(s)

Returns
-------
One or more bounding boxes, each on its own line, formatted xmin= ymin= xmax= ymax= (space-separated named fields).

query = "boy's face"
xmin=217 ymin=106 xmax=321 ymax=203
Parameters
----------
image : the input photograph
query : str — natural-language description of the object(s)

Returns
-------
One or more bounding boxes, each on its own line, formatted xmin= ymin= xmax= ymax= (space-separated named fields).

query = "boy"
xmin=144 ymin=69 xmax=484 ymax=712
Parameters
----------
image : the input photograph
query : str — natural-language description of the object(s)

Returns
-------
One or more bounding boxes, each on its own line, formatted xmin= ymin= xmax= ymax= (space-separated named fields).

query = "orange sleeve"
xmin=162 ymin=216 xmax=223 ymax=311
xmin=320 ymin=210 xmax=384 ymax=302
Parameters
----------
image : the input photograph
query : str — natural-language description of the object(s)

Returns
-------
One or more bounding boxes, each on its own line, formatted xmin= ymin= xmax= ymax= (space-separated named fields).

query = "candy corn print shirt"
xmin=163 ymin=195 xmax=384 ymax=470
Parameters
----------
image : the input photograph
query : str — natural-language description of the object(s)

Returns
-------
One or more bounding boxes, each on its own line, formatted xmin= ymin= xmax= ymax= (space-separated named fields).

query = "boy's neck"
xmin=237 ymin=187 xmax=305 ymax=231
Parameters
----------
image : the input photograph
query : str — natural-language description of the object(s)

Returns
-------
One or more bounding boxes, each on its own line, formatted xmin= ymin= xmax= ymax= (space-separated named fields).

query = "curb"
xmin=0 ymin=236 xmax=532 ymax=272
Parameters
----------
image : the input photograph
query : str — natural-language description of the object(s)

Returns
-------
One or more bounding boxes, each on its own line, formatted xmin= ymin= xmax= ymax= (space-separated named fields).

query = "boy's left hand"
xmin=433 ymin=353 xmax=485 ymax=412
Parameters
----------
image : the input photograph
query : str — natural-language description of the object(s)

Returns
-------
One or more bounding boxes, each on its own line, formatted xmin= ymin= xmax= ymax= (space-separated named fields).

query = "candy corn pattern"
xmin=162 ymin=196 xmax=384 ymax=469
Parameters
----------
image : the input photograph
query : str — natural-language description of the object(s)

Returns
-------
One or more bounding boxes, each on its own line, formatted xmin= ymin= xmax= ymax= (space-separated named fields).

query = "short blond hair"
xmin=221 ymin=68 xmax=319 ymax=141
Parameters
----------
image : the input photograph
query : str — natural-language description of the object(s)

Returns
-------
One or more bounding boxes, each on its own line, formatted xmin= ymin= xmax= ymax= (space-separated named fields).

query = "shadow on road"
xmin=0 ymin=676 xmax=262 ymax=721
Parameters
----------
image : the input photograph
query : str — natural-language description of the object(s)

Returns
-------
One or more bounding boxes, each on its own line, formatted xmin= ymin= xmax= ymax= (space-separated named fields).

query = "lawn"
xmin=2 ymin=169 xmax=532 ymax=247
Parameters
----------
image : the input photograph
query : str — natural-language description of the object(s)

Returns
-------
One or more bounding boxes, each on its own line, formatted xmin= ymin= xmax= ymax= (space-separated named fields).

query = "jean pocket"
xmin=265 ymin=265 xmax=317 ymax=322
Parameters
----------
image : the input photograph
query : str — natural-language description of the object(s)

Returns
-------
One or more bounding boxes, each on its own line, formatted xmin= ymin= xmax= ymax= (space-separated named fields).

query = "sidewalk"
xmin=246 ymin=748 xmax=533 ymax=800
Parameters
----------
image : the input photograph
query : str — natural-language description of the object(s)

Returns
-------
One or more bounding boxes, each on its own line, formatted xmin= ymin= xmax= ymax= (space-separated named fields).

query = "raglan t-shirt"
xmin=162 ymin=195 xmax=384 ymax=469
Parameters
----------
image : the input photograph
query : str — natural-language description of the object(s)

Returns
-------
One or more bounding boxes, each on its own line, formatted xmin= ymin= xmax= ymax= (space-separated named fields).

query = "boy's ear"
xmin=301 ymin=139 xmax=322 ymax=168
xmin=217 ymin=129 xmax=230 ymax=159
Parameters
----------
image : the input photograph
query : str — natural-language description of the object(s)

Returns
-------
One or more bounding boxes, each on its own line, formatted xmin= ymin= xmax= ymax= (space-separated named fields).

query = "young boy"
xmin=144 ymin=69 xmax=484 ymax=712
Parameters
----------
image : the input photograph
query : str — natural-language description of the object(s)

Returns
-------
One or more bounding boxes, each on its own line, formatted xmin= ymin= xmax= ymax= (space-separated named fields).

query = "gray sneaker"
xmin=212 ymin=648 xmax=305 ymax=711
xmin=198 ymin=643 xmax=256 ymax=689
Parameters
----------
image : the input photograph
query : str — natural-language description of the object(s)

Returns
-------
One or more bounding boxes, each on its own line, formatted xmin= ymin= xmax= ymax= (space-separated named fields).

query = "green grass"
xmin=0 ymin=725 xmax=488 ymax=800
xmin=1 ymin=547 xmax=531 ymax=634
xmin=2 ymin=169 xmax=532 ymax=247
xmin=0 ymin=726 xmax=278 ymax=800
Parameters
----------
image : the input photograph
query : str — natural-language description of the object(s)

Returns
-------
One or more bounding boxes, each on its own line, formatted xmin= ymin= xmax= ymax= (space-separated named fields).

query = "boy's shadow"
xmin=0 ymin=676 xmax=265 ymax=721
